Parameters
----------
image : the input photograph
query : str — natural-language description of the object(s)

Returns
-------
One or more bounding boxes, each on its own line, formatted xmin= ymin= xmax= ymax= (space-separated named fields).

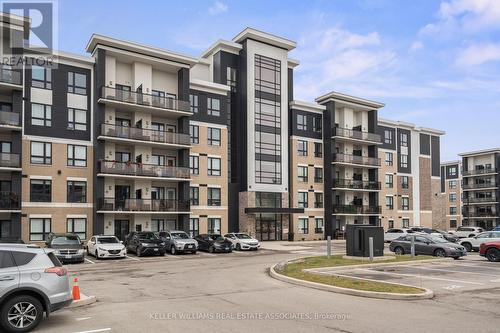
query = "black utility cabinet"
xmin=345 ymin=225 xmax=384 ymax=257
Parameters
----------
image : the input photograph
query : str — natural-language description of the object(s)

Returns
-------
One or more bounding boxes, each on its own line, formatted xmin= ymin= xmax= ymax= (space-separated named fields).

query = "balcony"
xmin=99 ymin=86 xmax=191 ymax=118
xmin=97 ymin=198 xmax=190 ymax=213
xmin=333 ymin=127 xmax=381 ymax=144
xmin=332 ymin=205 xmax=381 ymax=215
xmin=463 ymin=209 xmax=498 ymax=218
xmin=332 ymin=153 xmax=380 ymax=167
xmin=463 ymin=182 xmax=497 ymax=190
xmin=465 ymin=196 xmax=498 ymax=204
xmin=462 ymin=168 xmax=497 ymax=176
xmin=0 ymin=192 xmax=20 ymax=210
xmin=0 ymin=153 xmax=21 ymax=169
xmin=0 ymin=65 xmax=22 ymax=89
xmin=99 ymin=124 xmax=190 ymax=148
xmin=333 ymin=179 xmax=381 ymax=191
xmin=98 ymin=160 xmax=190 ymax=180
xmin=0 ymin=111 xmax=21 ymax=129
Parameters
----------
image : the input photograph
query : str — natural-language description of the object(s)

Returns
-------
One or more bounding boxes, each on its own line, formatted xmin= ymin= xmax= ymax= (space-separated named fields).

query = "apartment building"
xmin=377 ymin=119 xmax=444 ymax=230
xmin=439 ymin=160 xmax=462 ymax=230
xmin=460 ymin=148 xmax=500 ymax=230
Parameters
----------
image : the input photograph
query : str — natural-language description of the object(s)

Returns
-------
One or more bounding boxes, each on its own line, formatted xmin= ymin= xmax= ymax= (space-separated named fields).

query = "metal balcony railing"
xmin=333 ymin=127 xmax=381 ymax=143
xmin=462 ymin=168 xmax=497 ymax=176
xmin=0 ymin=65 xmax=21 ymax=85
xmin=465 ymin=196 xmax=498 ymax=203
xmin=332 ymin=205 xmax=381 ymax=214
xmin=99 ymin=160 xmax=190 ymax=179
xmin=333 ymin=178 xmax=381 ymax=190
xmin=98 ymin=198 xmax=190 ymax=212
xmin=463 ymin=209 xmax=497 ymax=217
xmin=100 ymin=124 xmax=190 ymax=146
xmin=0 ymin=153 xmax=20 ymax=168
xmin=332 ymin=153 xmax=381 ymax=166
xmin=463 ymin=182 xmax=497 ymax=189
xmin=101 ymin=86 xmax=191 ymax=113
xmin=0 ymin=192 xmax=20 ymax=209
xmin=0 ymin=111 xmax=20 ymax=127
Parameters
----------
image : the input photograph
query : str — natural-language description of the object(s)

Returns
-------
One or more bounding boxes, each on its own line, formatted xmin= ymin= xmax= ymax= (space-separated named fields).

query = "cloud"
xmin=208 ymin=1 xmax=228 ymax=15
xmin=455 ymin=43 xmax=500 ymax=66
xmin=410 ymin=41 xmax=423 ymax=52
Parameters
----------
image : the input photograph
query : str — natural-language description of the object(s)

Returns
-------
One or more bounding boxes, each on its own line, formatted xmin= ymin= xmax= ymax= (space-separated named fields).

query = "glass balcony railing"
xmin=333 ymin=127 xmax=381 ymax=143
xmin=462 ymin=168 xmax=497 ymax=176
xmin=333 ymin=179 xmax=381 ymax=190
xmin=332 ymin=205 xmax=381 ymax=214
xmin=0 ymin=191 xmax=20 ymax=209
xmin=99 ymin=160 xmax=190 ymax=179
xmin=100 ymin=124 xmax=190 ymax=146
xmin=0 ymin=153 xmax=20 ymax=168
xmin=0 ymin=65 xmax=21 ymax=85
xmin=98 ymin=198 xmax=190 ymax=212
xmin=332 ymin=153 xmax=381 ymax=167
xmin=463 ymin=182 xmax=497 ymax=189
xmin=0 ymin=111 xmax=20 ymax=127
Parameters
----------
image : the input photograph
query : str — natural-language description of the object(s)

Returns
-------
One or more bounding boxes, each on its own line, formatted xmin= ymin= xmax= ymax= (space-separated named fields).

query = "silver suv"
xmin=0 ymin=244 xmax=72 ymax=332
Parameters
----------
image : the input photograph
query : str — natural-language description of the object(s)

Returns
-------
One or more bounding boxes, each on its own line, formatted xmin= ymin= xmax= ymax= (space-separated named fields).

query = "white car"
xmin=384 ymin=228 xmax=416 ymax=243
xmin=460 ymin=231 xmax=500 ymax=252
xmin=87 ymin=235 xmax=127 ymax=259
xmin=449 ymin=226 xmax=484 ymax=238
xmin=224 ymin=233 xmax=260 ymax=250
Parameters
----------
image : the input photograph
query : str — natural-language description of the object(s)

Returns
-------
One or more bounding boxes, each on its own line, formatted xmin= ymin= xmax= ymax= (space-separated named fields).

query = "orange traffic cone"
xmin=72 ymin=277 xmax=81 ymax=301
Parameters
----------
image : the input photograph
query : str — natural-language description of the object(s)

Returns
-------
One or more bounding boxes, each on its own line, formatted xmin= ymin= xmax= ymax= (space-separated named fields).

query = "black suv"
xmin=124 ymin=232 xmax=166 ymax=257
xmin=46 ymin=233 xmax=84 ymax=264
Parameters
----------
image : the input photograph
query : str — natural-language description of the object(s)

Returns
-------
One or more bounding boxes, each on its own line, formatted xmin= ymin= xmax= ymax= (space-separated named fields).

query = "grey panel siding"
xmin=440 ymin=166 xmax=445 ymax=192
xmin=397 ymin=128 xmax=411 ymax=174
xmin=24 ymin=62 xmax=92 ymax=141
xmin=287 ymin=68 xmax=293 ymax=103
xmin=377 ymin=125 xmax=396 ymax=150
xmin=420 ymin=134 xmax=430 ymax=155
xmin=290 ymin=109 xmax=322 ymax=139
xmin=177 ymin=68 xmax=191 ymax=232
xmin=323 ymin=100 xmax=335 ymax=239
xmin=237 ymin=41 xmax=248 ymax=192
xmin=368 ymin=109 xmax=378 ymax=134
xmin=188 ymin=89 xmax=228 ymax=126
xmin=431 ymin=135 xmax=440 ymax=177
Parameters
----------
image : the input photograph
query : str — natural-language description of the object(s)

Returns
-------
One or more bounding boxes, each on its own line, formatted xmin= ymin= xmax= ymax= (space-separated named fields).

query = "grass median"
xmin=276 ymin=255 xmax=434 ymax=294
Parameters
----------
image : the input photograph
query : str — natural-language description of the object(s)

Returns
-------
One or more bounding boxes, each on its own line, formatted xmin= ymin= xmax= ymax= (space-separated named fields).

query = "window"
xmin=67 ymin=218 xmax=86 ymax=240
xmin=449 ymin=166 xmax=458 ymax=176
xmin=388 ymin=219 xmax=394 ymax=229
xmin=0 ymin=220 xmax=10 ymax=238
xmin=31 ymin=103 xmax=51 ymax=127
xmin=189 ymin=94 xmax=199 ymax=113
xmin=207 ymin=157 xmax=221 ymax=176
xmin=68 ymin=108 xmax=87 ymax=131
xmin=151 ymin=219 xmax=166 ymax=232
xmin=385 ymin=152 xmax=393 ymax=166
xmin=207 ymin=188 xmax=221 ymax=206
xmin=315 ymin=218 xmax=324 ymax=233
xmin=151 ymin=154 xmax=165 ymax=166
xmin=30 ymin=141 xmax=51 ymax=164
xmin=385 ymin=196 xmax=394 ymax=210
xmin=67 ymin=181 xmax=87 ymax=203
xmin=450 ymin=207 xmax=457 ymax=215
xmin=227 ymin=67 xmax=237 ymax=92
xmin=314 ymin=142 xmax=322 ymax=157
xmin=400 ymin=154 xmax=408 ymax=168
xmin=313 ymin=116 xmax=322 ymax=133
xmin=30 ymin=218 xmax=51 ymax=241
xmin=189 ymin=125 xmax=199 ymax=144
xmin=401 ymin=176 xmax=409 ymax=189
xmin=297 ymin=114 xmax=307 ymax=131
xmin=31 ymin=65 xmax=51 ymax=89
xmin=0 ymin=250 xmax=15 ymax=269
xmin=67 ymin=145 xmax=87 ymax=167
xmin=385 ymin=174 xmax=393 ymax=188
xmin=402 ymin=197 xmax=410 ymax=210
xmin=30 ymin=179 xmax=51 ymax=202
xmin=314 ymin=192 xmax=323 ymax=208
xmin=256 ymin=192 xmax=282 ymax=208
xmin=314 ymin=167 xmax=323 ymax=183
xmin=298 ymin=192 xmax=308 ymax=208
xmin=207 ymin=97 xmax=220 ymax=116
xmin=449 ymin=193 xmax=457 ymax=202
xmin=402 ymin=218 xmax=410 ymax=228
xmin=115 ymin=152 xmax=130 ymax=163
xmin=208 ymin=127 xmax=221 ymax=146
xmin=449 ymin=180 xmax=457 ymax=189
xmin=68 ymin=72 xmax=87 ymax=95
xmin=400 ymin=133 xmax=408 ymax=147
xmin=189 ymin=218 xmax=199 ymax=237
xmin=298 ymin=218 xmax=309 ymax=234
xmin=190 ymin=187 xmax=199 ymax=206
xmin=298 ymin=140 xmax=308 ymax=156
xmin=298 ymin=166 xmax=308 ymax=182
xmin=384 ymin=130 xmax=393 ymax=144
xmin=450 ymin=220 xmax=457 ymax=228
xmin=208 ymin=218 xmax=221 ymax=234
xmin=189 ymin=155 xmax=199 ymax=175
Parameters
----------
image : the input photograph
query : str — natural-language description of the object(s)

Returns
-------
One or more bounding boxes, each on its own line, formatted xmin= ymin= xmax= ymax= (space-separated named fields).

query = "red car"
xmin=479 ymin=240 xmax=500 ymax=262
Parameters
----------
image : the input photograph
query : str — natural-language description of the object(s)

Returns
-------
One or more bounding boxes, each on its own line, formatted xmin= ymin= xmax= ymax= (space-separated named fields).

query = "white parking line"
xmin=125 ymin=255 xmax=141 ymax=261
xmin=410 ymin=266 xmax=500 ymax=277
xmin=356 ymin=268 xmax=484 ymax=285
xmin=75 ymin=317 xmax=92 ymax=321
xmin=84 ymin=258 xmax=95 ymax=264
xmin=73 ymin=328 xmax=111 ymax=333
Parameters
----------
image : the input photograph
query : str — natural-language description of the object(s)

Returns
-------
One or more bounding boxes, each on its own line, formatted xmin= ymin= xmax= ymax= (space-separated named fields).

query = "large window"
xmin=151 ymin=219 xmax=166 ymax=232
xmin=400 ymin=154 xmax=408 ymax=168
xmin=67 ymin=218 xmax=86 ymax=240
xmin=30 ymin=218 xmax=51 ymax=241
xmin=189 ymin=218 xmax=199 ymax=237
xmin=68 ymin=108 xmax=87 ymax=131
xmin=189 ymin=125 xmax=199 ymax=144
xmin=298 ymin=218 xmax=309 ymax=234
xmin=207 ymin=157 xmax=221 ymax=176
xmin=298 ymin=166 xmax=308 ymax=182
xmin=400 ymin=133 xmax=408 ymax=147
xmin=31 ymin=103 xmax=51 ymax=127
xmin=30 ymin=141 xmax=51 ymax=164
xmin=384 ymin=130 xmax=393 ymax=144
xmin=207 ymin=97 xmax=220 ymax=116
xmin=68 ymin=145 xmax=87 ymax=167
xmin=0 ymin=220 xmax=10 ymax=238
xmin=401 ymin=176 xmax=409 ymax=189
xmin=402 ymin=197 xmax=410 ymax=210
xmin=189 ymin=155 xmax=199 ymax=175
xmin=207 ymin=127 xmax=221 ymax=146
xmin=314 ymin=167 xmax=323 ymax=183
xmin=255 ymin=192 xmax=282 ymax=208
xmin=449 ymin=193 xmax=457 ymax=202
xmin=450 ymin=207 xmax=457 ymax=215
xmin=189 ymin=187 xmax=199 ymax=206
xmin=449 ymin=166 xmax=458 ymax=176
xmin=298 ymin=140 xmax=308 ymax=156
xmin=314 ymin=142 xmax=322 ymax=158
xmin=314 ymin=192 xmax=323 ymax=208
xmin=297 ymin=114 xmax=307 ymax=131
xmin=189 ymin=94 xmax=199 ymax=113
xmin=385 ymin=152 xmax=393 ymax=166
xmin=227 ymin=67 xmax=237 ymax=92
xmin=208 ymin=218 xmax=221 ymax=234
xmin=402 ymin=218 xmax=410 ymax=228
xmin=385 ymin=196 xmax=394 ymax=210
xmin=67 ymin=181 xmax=87 ymax=203
xmin=68 ymin=72 xmax=87 ymax=95
xmin=449 ymin=180 xmax=457 ymax=189
xmin=30 ymin=179 xmax=51 ymax=202
xmin=31 ymin=66 xmax=51 ymax=89
xmin=207 ymin=188 xmax=221 ymax=206
xmin=313 ymin=116 xmax=322 ymax=133
xmin=298 ymin=192 xmax=308 ymax=208
xmin=315 ymin=218 xmax=324 ymax=233
xmin=385 ymin=174 xmax=393 ymax=188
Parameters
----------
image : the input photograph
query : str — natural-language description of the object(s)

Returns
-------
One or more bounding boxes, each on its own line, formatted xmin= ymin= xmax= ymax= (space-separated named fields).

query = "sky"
xmin=53 ymin=0 xmax=500 ymax=161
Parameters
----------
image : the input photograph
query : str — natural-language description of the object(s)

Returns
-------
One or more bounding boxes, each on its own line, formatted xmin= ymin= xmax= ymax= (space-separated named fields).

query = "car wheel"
xmin=485 ymin=248 xmax=500 ymax=262
xmin=136 ymin=247 xmax=142 ymax=257
xmin=462 ymin=242 xmax=472 ymax=252
xmin=434 ymin=248 xmax=446 ymax=257
xmin=170 ymin=246 xmax=176 ymax=255
xmin=208 ymin=246 xmax=215 ymax=253
xmin=86 ymin=247 xmax=90 ymax=255
xmin=394 ymin=246 xmax=404 ymax=255
xmin=236 ymin=243 xmax=241 ymax=251
xmin=192 ymin=251 xmax=197 ymax=255
xmin=95 ymin=250 xmax=99 ymax=260
xmin=1 ymin=295 xmax=43 ymax=333
xmin=453 ymin=257 xmax=460 ymax=260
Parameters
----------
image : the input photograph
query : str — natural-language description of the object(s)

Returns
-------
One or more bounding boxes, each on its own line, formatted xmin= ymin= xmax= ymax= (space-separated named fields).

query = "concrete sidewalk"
xmin=259 ymin=240 xmax=345 ymax=251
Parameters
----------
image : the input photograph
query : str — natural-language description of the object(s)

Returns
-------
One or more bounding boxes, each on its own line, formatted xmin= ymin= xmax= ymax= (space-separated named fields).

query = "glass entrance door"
xmin=256 ymin=214 xmax=282 ymax=241
xmin=114 ymin=220 xmax=130 ymax=240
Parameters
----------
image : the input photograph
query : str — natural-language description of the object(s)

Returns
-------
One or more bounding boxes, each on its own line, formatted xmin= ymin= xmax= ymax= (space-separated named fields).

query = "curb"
xmin=307 ymin=257 xmax=447 ymax=273
xmin=68 ymin=294 xmax=97 ymax=308
xmin=269 ymin=261 xmax=434 ymax=300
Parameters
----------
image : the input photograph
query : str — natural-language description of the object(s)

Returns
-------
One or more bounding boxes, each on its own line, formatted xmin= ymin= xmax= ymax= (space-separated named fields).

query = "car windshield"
xmin=138 ymin=233 xmax=158 ymax=240
xmin=171 ymin=232 xmax=189 ymax=239
xmin=235 ymin=233 xmax=252 ymax=239
xmin=98 ymin=237 xmax=119 ymax=244
xmin=210 ymin=234 xmax=224 ymax=241
xmin=52 ymin=236 xmax=80 ymax=245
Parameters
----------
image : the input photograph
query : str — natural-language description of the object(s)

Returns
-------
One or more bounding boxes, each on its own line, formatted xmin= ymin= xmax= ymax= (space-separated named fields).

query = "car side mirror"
xmin=166 ymin=237 xmax=170 ymax=240
xmin=120 ymin=240 xmax=123 ymax=244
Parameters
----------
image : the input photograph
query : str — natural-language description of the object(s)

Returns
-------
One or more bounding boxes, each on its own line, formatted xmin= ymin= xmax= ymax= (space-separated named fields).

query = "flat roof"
xmin=441 ymin=160 xmax=460 ymax=166
xmin=232 ymin=27 xmax=297 ymax=51
xmin=315 ymin=91 xmax=385 ymax=109
xmin=459 ymin=148 xmax=500 ymax=157
xmin=201 ymin=39 xmax=242 ymax=58
xmin=378 ymin=118 xmax=445 ymax=136
xmin=290 ymin=100 xmax=325 ymax=113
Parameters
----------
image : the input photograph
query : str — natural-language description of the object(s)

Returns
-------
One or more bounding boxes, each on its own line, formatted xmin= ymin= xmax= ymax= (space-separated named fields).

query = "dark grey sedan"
xmin=389 ymin=234 xmax=467 ymax=259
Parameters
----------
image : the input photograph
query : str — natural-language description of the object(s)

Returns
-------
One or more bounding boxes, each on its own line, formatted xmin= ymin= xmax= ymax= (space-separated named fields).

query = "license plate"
xmin=154 ymin=248 xmax=158 ymax=251
xmin=187 ymin=245 xmax=193 ymax=248
xmin=225 ymin=247 xmax=229 ymax=250
xmin=65 ymin=255 xmax=72 ymax=259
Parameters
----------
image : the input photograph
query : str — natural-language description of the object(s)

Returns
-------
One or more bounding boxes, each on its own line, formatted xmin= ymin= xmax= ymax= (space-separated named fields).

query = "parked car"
xmin=448 ymin=226 xmax=484 ymax=238
xmin=412 ymin=228 xmax=459 ymax=243
xmin=459 ymin=231 xmax=500 ymax=252
xmin=494 ymin=226 xmax=500 ymax=231
xmin=479 ymin=240 xmax=500 ymax=262
xmin=389 ymin=234 xmax=467 ymax=259
xmin=86 ymin=235 xmax=126 ymax=259
xmin=46 ymin=233 xmax=84 ymax=264
xmin=157 ymin=230 xmax=197 ymax=255
xmin=194 ymin=234 xmax=233 ymax=253
xmin=124 ymin=232 xmax=166 ymax=257
xmin=224 ymin=233 xmax=260 ymax=250
xmin=0 ymin=238 xmax=25 ymax=244
xmin=384 ymin=228 xmax=416 ymax=243
xmin=0 ymin=244 xmax=72 ymax=332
